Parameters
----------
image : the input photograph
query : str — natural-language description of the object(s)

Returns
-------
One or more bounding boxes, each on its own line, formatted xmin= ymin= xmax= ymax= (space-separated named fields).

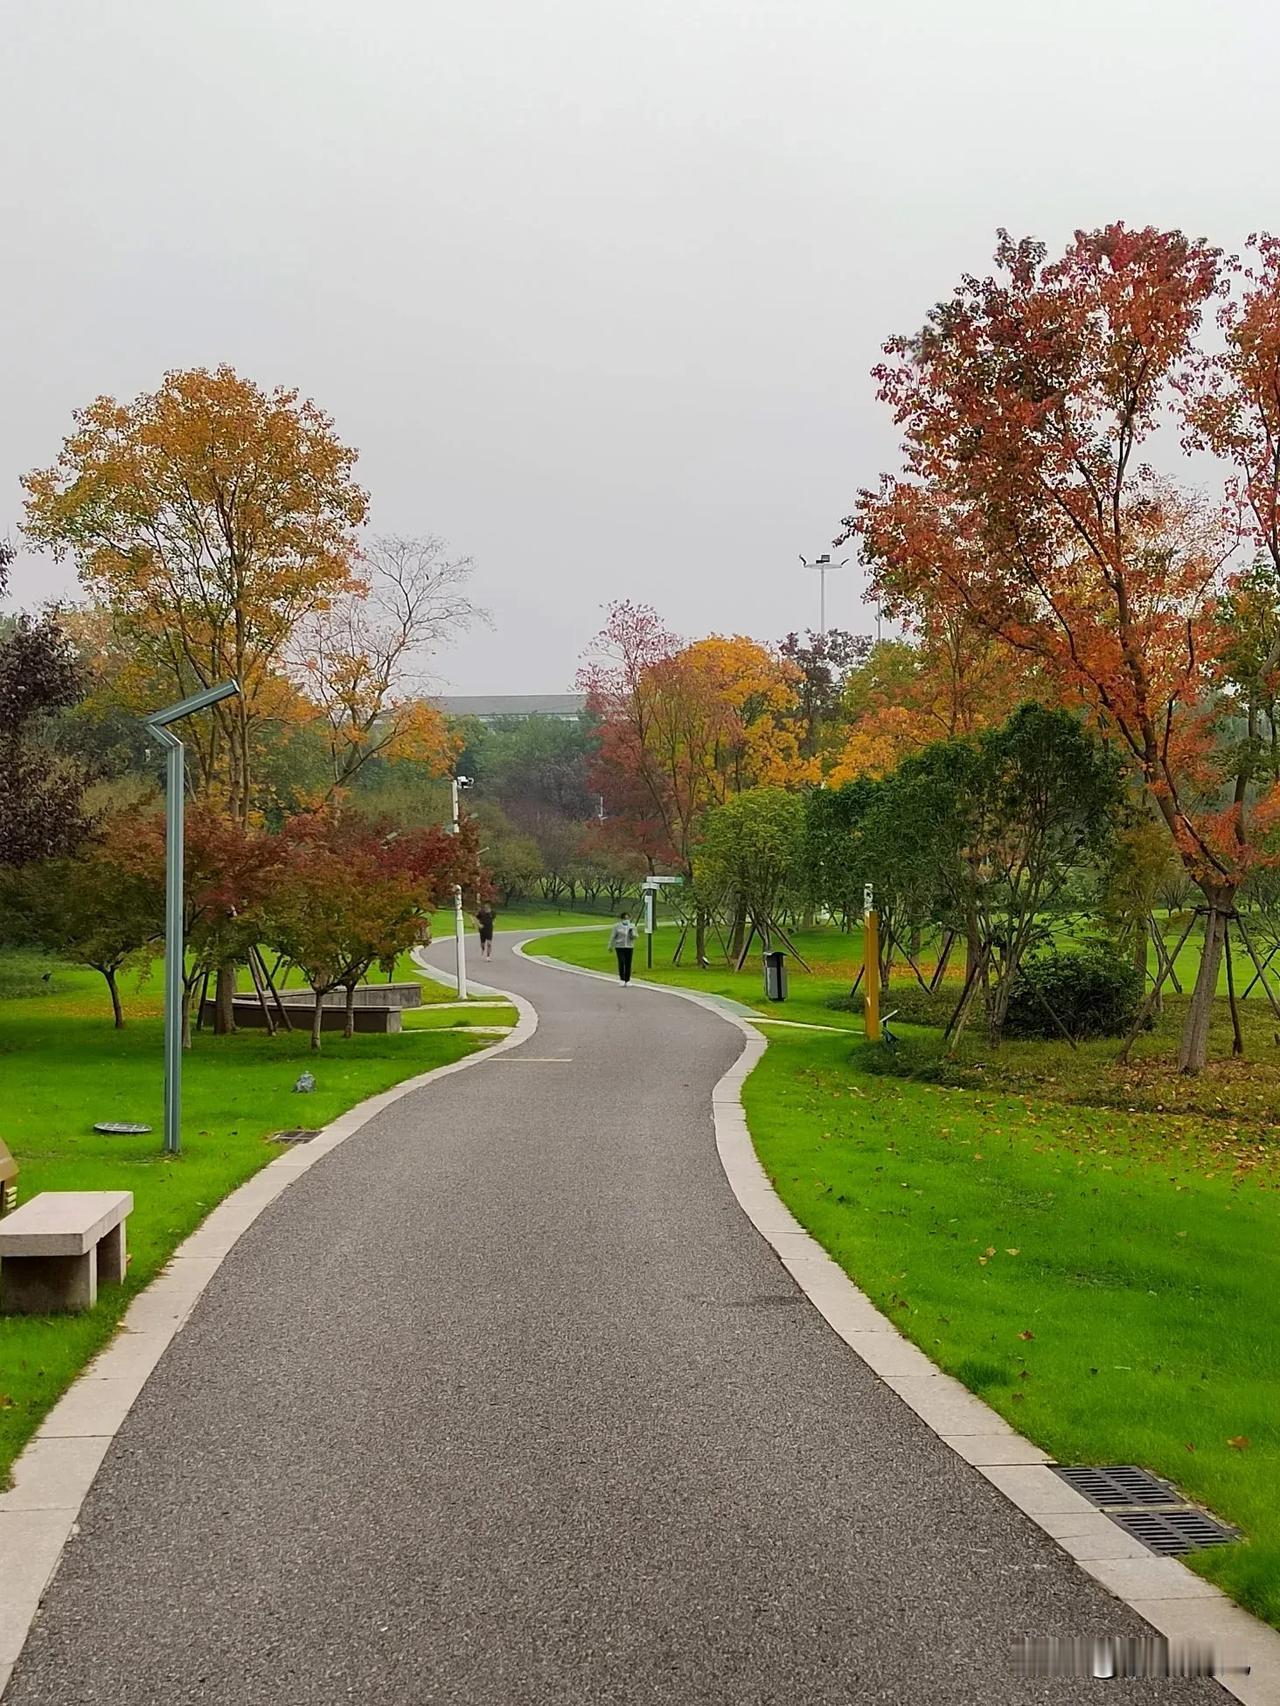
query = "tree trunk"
xmin=104 ymin=966 xmax=124 ymax=1029
xmin=1178 ymin=901 xmax=1230 ymax=1075
xmin=1133 ymin=926 xmax=1148 ymax=985
xmin=181 ymin=979 xmax=197 ymax=1050
xmin=986 ymin=976 xmax=1013 ymax=1048
xmin=213 ymin=963 xmax=237 ymax=1035
xmin=727 ymin=901 xmax=748 ymax=961
xmin=695 ymin=906 xmax=708 ymax=968
xmin=964 ymin=902 xmax=981 ymax=987
xmin=344 ymin=983 xmax=357 ymax=1039
xmin=945 ymin=951 xmax=987 ymax=1054
xmin=311 ymin=996 xmax=325 ymax=1052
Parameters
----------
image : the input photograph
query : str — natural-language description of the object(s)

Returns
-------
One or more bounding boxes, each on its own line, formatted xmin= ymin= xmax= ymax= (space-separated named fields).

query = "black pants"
xmin=615 ymin=946 xmax=634 ymax=983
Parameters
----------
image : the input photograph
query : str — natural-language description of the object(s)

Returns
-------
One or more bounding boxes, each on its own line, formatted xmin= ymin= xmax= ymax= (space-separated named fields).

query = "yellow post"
xmin=864 ymin=907 xmax=881 ymax=1042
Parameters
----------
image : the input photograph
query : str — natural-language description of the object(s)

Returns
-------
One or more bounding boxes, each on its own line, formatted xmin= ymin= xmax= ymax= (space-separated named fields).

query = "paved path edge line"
xmin=0 ymin=991 xmax=539 ymax=1699
xmin=513 ymin=938 xmax=1280 ymax=1706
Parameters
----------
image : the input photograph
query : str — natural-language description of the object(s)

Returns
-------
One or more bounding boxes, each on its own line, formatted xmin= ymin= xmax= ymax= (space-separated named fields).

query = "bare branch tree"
xmin=294 ymin=534 xmax=485 ymax=790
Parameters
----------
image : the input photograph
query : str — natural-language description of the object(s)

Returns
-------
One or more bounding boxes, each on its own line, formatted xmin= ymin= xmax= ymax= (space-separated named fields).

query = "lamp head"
xmin=145 ymin=679 xmax=240 ymax=730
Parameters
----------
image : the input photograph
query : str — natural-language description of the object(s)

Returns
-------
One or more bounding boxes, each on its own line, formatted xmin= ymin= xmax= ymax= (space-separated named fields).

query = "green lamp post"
xmin=145 ymin=681 xmax=240 ymax=1156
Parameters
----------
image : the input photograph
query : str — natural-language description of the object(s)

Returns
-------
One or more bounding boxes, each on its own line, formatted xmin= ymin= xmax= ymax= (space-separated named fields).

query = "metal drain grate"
xmin=1054 ymin=1465 xmax=1239 ymax=1557
xmin=269 ymin=1128 xmax=320 ymax=1145
xmin=1055 ymin=1465 xmax=1180 ymax=1507
xmin=1110 ymin=1508 xmax=1240 ymax=1556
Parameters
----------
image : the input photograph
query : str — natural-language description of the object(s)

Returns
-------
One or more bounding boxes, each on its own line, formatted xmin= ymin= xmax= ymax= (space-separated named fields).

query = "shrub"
xmin=1004 ymin=947 xmax=1145 ymax=1041
xmin=826 ymin=983 xmax=951 ymax=1028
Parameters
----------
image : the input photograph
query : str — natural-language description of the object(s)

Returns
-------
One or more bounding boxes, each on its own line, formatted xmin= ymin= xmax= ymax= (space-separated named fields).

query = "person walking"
xmin=475 ymin=905 xmax=496 ymax=960
xmin=608 ymin=912 xmax=637 ymax=984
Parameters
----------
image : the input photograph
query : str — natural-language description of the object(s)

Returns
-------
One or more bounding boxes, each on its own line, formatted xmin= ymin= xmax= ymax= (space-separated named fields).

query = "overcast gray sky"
xmin=3 ymin=0 xmax=1275 ymax=691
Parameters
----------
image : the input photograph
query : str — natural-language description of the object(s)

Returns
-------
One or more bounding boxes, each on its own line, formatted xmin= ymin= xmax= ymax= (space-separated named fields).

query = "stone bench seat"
xmin=0 ymin=1190 xmax=133 ymax=1314
xmin=277 ymin=983 xmax=423 ymax=1011
xmin=201 ymin=998 xmax=402 ymax=1033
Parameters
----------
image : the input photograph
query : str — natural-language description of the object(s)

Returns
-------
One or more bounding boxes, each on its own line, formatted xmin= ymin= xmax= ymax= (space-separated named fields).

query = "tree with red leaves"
xmin=264 ymin=812 xmax=474 ymax=1048
xmin=117 ymin=807 xmax=285 ymax=1046
xmin=851 ymin=223 xmax=1280 ymax=1073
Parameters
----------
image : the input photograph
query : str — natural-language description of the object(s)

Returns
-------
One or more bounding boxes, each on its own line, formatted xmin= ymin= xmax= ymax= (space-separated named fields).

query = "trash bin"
xmin=763 ymin=949 xmax=787 ymax=1003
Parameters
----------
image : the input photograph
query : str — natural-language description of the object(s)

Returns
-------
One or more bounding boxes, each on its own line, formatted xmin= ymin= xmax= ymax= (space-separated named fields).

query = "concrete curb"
xmin=0 ymin=991 xmax=538 ymax=1701
xmin=515 ymin=938 xmax=1280 ymax=1704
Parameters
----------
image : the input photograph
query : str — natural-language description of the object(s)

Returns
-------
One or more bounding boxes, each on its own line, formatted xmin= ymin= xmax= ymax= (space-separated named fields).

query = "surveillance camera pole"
xmin=144 ymin=680 xmax=241 ymax=1156
xmin=450 ymin=777 xmax=469 ymax=999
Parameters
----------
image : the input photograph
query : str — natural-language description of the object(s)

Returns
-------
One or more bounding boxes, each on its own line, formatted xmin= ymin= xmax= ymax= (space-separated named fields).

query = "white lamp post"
xmin=449 ymin=776 xmax=474 ymax=997
xmin=799 ymin=554 xmax=848 ymax=636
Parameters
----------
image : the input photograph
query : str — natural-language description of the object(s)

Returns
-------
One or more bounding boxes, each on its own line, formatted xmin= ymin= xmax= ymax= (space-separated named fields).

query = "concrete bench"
xmin=289 ymin=984 xmax=423 ymax=1011
xmin=0 ymin=1191 xmax=133 ymax=1314
xmin=201 ymin=998 xmax=402 ymax=1033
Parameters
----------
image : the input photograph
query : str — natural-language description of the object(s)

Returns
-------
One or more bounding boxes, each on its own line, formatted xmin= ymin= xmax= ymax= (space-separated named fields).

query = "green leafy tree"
xmin=4 ymin=824 xmax=161 ymax=1025
xmin=0 ymin=542 xmax=90 ymax=866
xmin=696 ymin=789 xmax=805 ymax=948
xmin=883 ymin=705 xmax=1125 ymax=1044
xmin=473 ymin=800 xmax=543 ymax=906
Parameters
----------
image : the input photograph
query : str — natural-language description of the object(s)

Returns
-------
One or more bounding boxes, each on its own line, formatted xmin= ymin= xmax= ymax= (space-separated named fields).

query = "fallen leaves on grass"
xmin=1228 ymin=1436 xmax=1251 ymax=1450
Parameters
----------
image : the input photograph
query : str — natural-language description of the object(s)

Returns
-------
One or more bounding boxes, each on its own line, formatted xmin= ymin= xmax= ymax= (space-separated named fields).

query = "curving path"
xmin=5 ymin=933 xmax=1224 ymax=1704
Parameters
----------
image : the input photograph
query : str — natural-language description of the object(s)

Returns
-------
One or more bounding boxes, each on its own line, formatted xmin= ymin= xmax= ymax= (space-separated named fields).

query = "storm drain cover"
xmin=1054 ymin=1465 xmax=1239 ymax=1556
xmin=94 ymin=1122 xmax=153 ymax=1136
xmin=1110 ymin=1508 xmax=1240 ymax=1556
xmin=269 ymin=1128 xmax=320 ymax=1145
xmin=1055 ymin=1465 xmax=1180 ymax=1507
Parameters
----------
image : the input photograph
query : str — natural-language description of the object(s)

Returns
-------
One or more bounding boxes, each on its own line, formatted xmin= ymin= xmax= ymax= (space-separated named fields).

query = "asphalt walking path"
xmin=6 ymin=934 xmax=1224 ymax=1705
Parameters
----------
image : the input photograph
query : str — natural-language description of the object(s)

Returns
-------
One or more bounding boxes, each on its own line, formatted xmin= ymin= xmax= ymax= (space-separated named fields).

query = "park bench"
xmin=0 ymin=1190 xmax=133 ymax=1314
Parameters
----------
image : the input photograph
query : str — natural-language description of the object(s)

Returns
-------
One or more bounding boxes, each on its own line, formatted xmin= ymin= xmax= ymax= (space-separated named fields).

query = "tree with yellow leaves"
xmin=23 ymin=365 xmax=368 ymax=821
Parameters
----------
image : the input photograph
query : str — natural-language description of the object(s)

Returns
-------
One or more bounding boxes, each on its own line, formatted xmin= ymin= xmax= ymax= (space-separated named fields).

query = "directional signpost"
xmin=640 ymin=875 xmax=682 ymax=969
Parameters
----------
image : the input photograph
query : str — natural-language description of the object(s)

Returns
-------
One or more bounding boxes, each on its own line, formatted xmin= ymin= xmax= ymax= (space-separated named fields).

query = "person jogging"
xmin=475 ymin=905 xmax=496 ymax=960
xmin=608 ymin=912 xmax=637 ymax=984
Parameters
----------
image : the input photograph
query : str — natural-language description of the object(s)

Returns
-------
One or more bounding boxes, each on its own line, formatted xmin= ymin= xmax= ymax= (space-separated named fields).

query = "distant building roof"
xmin=438 ymin=694 xmax=587 ymax=722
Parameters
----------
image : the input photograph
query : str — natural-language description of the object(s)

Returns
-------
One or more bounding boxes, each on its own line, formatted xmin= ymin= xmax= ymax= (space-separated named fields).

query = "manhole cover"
xmin=1055 ymin=1465 xmax=1180 ymax=1508
xmin=269 ymin=1128 xmax=320 ymax=1145
xmin=93 ymin=1122 xmax=153 ymax=1136
xmin=1110 ymin=1509 xmax=1240 ymax=1555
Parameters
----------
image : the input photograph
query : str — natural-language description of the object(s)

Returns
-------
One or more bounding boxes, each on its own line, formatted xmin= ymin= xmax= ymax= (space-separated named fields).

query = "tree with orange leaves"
xmin=23 ymin=366 xmax=368 ymax=821
xmin=850 ymin=223 xmax=1280 ymax=1072
xmin=579 ymin=604 xmax=808 ymax=875
xmin=579 ymin=605 xmax=809 ymax=961
xmin=830 ymin=603 xmax=1036 ymax=784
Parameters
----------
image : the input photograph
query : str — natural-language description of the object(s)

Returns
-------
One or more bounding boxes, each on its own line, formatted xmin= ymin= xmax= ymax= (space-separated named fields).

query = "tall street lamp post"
xmin=449 ymin=776 xmax=474 ymax=998
xmin=799 ymin=554 xmax=847 ymax=636
xmin=144 ymin=680 xmax=240 ymax=1157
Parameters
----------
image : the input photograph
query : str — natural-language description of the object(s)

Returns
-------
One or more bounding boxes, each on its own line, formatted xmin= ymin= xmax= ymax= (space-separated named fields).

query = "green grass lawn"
xmin=0 ymin=956 xmax=490 ymax=1488
xmin=402 ymin=1002 xmax=518 ymax=1031
xmin=527 ymin=924 xmax=1280 ymax=1629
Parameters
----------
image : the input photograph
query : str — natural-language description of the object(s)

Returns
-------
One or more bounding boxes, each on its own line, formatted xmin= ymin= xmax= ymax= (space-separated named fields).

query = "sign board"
xmin=864 ymin=882 xmax=874 ymax=913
